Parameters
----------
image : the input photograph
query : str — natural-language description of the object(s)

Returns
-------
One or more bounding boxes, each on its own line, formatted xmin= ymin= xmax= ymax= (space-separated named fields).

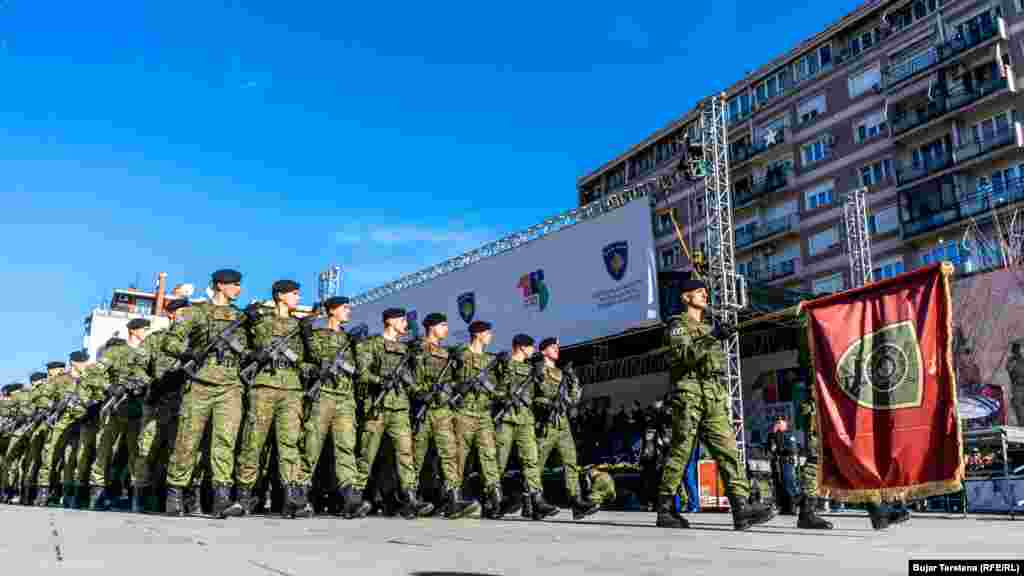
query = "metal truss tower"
xmin=844 ymin=187 xmax=873 ymax=288
xmin=700 ymin=94 xmax=748 ymax=466
xmin=318 ymin=265 xmax=342 ymax=302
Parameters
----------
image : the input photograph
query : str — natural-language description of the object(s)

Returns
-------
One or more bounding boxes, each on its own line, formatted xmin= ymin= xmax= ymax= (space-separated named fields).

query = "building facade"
xmin=578 ymin=0 xmax=1023 ymax=294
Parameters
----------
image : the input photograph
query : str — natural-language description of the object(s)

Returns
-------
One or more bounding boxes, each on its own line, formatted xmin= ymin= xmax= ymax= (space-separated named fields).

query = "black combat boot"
xmin=233 ymin=487 xmax=258 ymax=516
xmin=521 ymin=490 xmax=533 ymax=519
xmin=343 ymin=486 xmax=371 ymax=519
xmin=165 ymin=487 xmax=184 ymax=517
xmin=797 ymin=496 xmax=833 ymax=530
xmin=485 ymin=486 xmax=505 ymax=519
xmin=213 ymin=484 xmax=243 ymax=518
xmin=88 ymin=486 xmax=106 ymax=511
xmin=34 ymin=486 xmax=50 ymax=507
xmin=290 ymin=485 xmax=313 ymax=519
xmin=866 ymin=503 xmax=890 ymax=530
xmin=500 ymin=491 xmax=523 ymax=517
xmin=334 ymin=485 xmax=350 ymax=517
xmin=184 ymin=487 xmax=204 ymax=516
xmin=729 ymin=494 xmax=775 ymax=531
xmin=445 ymin=487 xmax=480 ymax=520
xmin=61 ymin=485 xmax=75 ymax=509
xmin=131 ymin=487 xmax=146 ymax=513
xmin=888 ymin=504 xmax=911 ymax=526
xmin=571 ymin=494 xmax=600 ymax=520
xmin=530 ymin=491 xmax=559 ymax=520
xmin=656 ymin=494 xmax=689 ymax=528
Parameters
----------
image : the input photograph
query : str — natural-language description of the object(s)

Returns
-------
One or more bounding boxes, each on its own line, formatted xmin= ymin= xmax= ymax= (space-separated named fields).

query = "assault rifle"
xmin=239 ymin=318 xmax=312 ymax=386
xmin=412 ymin=353 xmax=456 ymax=433
xmin=449 ymin=351 xmax=506 ymax=409
xmin=46 ymin=392 xmax=86 ymax=426
xmin=368 ymin=341 xmax=418 ymax=412
xmin=176 ymin=303 xmax=259 ymax=379
xmin=305 ymin=324 xmax=368 ymax=403
xmin=100 ymin=377 xmax=148 ymax=419
xmin=542 ymin=362 xmax=579 ymax=429
xmin=493 ymin=354 xmax=543 ymax=432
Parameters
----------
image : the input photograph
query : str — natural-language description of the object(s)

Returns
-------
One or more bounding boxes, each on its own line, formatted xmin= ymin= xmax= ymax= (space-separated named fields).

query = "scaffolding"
xmin=700 ymin=94 xmax=748 ymax=466
xmin=844 ymin=187 xmax=873 ymax=288
xmin=318 ymin=265 xmax=342 ymax=302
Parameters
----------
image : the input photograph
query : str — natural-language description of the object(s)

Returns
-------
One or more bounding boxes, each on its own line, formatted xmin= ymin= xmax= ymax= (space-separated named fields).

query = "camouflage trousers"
xmin=166 ymin=382 xmax=242 ymax=488
xmin=413 ymin=406 xmax=459 ymax=491
xmin=236 ymin=386 xmax=305 ymax=488
xmin=495 ymin=412 xmax=542 ymax=493
xmin=587 ymin=469 xmax=616 ymax=506
xmin=354 ymin=408 xmax=415 ymax=491
xmin=0 ymin=435 xmax=8 ymax=487
xmin=301 ymin=394 xmax=358 ymax=489
xmin=74 ymin=420 xmax=98 ymax=488
xmin=134 ymin=397 xmax=185 ymax=488
xmin=454 ymin=411 xmax=500 ymax=492
xmin=800 ymin=433 xmax=820 ymax=498
xmin=90 ymin=410 xmax=141 ymax=488
xmin=38 ymin=411 xmax=82 ymax=487
xmin=2 ymin=431 xmax=29 ymax=489
xmin=25 ymin=425 xmax=50 ymax=489
xmin=537 ymin=417 xmax=581 ymax=498
xmin=659 ymin=388 xmax=749 ymax=500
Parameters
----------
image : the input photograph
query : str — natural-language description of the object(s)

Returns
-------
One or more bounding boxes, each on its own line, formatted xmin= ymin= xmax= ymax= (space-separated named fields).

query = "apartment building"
xmin=577 ymin=0 xmax=1023 ymax=295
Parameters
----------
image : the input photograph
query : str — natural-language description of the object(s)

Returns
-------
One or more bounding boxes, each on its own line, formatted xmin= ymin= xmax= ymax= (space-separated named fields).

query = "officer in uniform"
xmin=410 ymin=312 xmax=480 ymax=519
xmin=494 ymin=334 xmax=558 ymax=520
xmin=299 ymin=296 xmax=362 ymax=517
xmin=534 ymin=337 xmax=599 ymax=520
xmin=1008 ymin=341 xmax=1024 ymax=426
xmin=236 ymin=280 xmax=312 ymax=519
xmin=349 ymin=307 xmax=433 ymax=519
xmin=656 ymin=276 xmax=774 ymax=530
xmin=162 ymin=269 xmax=250 ymax=518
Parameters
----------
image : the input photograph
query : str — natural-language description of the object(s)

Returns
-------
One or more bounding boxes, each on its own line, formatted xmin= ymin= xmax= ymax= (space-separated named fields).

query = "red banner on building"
xmin=802 ymin=263 xmax=964 ymax=503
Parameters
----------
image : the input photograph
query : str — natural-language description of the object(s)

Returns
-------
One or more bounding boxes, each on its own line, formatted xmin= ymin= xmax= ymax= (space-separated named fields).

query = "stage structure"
xmin=318 ymin=265 xmax=342 ymax=302
xmin=844 ymin=186 xmax=873 ymax=288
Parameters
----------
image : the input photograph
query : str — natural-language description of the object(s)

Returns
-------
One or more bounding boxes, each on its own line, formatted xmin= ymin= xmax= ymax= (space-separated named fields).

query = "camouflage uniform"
xmin=494 ymin=357 xmax=542 ymax=494
xmin=89 ymin=343 xmax=147 ymax=496
xmin=411 ymin=341 xmax=460 ymax=493
xmin=584 ymin=467 xmax=616 ymax=507
xmin=162 ymin=301 xmax=248 ymax=494
xmin=535 ymin=363 xmax=583 ymax=499
xmin=798 ymin=398 xmax=820 ymax=497
xmin=73 ymin=362 xmax=111 ymax=500
xmin=452 ymin=346 xmax=501 ymax=504
xmin=36 ymin=371 xmax=83 ymax=499
xmin=24 ymin=375 xmax=59 ymax=499
xmin=1 ymin=390 xmax=33 ymax=498
xmin=299 ymin=319 xmax=358 ymax=492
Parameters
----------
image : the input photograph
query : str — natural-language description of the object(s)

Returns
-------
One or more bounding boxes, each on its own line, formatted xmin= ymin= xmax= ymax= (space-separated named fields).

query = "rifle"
xmin=449 ymin=351 xmax=506 ymax=409
xmin=99 ymin=377 xmax=148 ymax=419
xmin=175 ymin=304 xmax=257 ymax=379
xmin=46 ymin=392 xmax=86 ymax=427
xmin=542 ymin=362 xmax=579 ymax=430
xmin=493 ymin=355 xmax=543 ymax=432
xmin=368 ymin=341 xmax=418 ymax=412
xmin=412 ymin=354 xmax=456 ymax=433
xmin=305 ymin=324 xmax=368 ymax=403
xmin=239 ymin=318 xmax=312 ymax=386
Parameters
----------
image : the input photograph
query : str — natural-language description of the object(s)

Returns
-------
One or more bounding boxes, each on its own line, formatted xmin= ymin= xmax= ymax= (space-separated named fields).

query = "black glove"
xmin=243 ymin=303 xmax=263 ymax=324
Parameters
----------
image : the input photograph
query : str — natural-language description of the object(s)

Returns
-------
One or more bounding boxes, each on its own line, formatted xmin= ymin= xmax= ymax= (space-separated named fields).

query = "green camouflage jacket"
xmin=356 ymin=335 xmax=413 ymax=411
xmin=29 ymin=376 xmax=57 ymax=412
xmin=453 ymin=346 xmax=500 ymax=415
xmin=78 ymin=361 xmax=112 ymax=405
xmin=163 ymin=301 xmax=250 ymax=387
xmin=247 ymin=312 xmax=303 ymax=390
xmin=303 ymin=318 xmax=357 ymax=397
xmin=144 ymin=329 xmax=178 ymax=381
xmin=412 ymin=340 xmax=456 ymax=409
xmin=534 ymin=363 xmax=581 ymax=411
xmin=665 ymin=313 xmax=725 ymax=394
xmin=495 ymin=357 xmax=538 ymax=423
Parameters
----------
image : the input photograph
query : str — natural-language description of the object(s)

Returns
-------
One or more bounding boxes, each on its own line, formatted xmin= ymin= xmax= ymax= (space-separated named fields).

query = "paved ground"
xmin=2 ymin=507 xmax=1022 ymax=575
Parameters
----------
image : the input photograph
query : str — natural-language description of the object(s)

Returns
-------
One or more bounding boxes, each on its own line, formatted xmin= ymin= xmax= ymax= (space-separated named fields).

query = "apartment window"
xmin=728 ymin=93 xmax=752 ymax=123
xmin=801 ymin=135 xmax=833 ymax=166
xmin=813 ymin=272 xmax=844 ymax=295
xmin=849 ymin=65 xmax=881 ymax=98
xmin=805 ymin=181 xmax=835 ymax=210
xmin=660 ymin=245 xmax=682 ymax=268
xmin=990 ymin=166 xmax=1020 ymax=193
xmin=755 ymin=69 xmax=789 ymax=106
xmin=657 ymin=211 xmax=673 ymax=234
xmin=847 ymin=28 xmax=879 ymax=57
xmin=872 ymin=257 xmax=905 ymax=281
xmin=794 ymin=44 xmax=833 ymax=84
xmin=970 ymin=110 xmax=1013 ymax=143
xmin=920 ymin=240 xmax=965 ymax=270
xmin=797 ymin=94 xmax=826 ymax=125
xmin=737 ymin=260 xmax=754 ymax=278
xmin=855 ymin=111 xmax=886 ymax=143
xmin=607 ymin=168 xmax=625 ymax=190
xmin=809 ymin=227 xmax=839 ymax=256
xmin=868 ymin=205 xmax=899 ymax=235
xmin=756 ymin=115 xmax=788 ymax=145
xmin=859 ymin=159 xmax=893 ymax=187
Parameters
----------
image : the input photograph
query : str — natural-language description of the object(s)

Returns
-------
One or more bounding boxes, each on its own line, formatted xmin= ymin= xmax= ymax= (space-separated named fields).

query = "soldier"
xmin=410 ymin=312 xmax=480 ymax=519
xmin=298 ymin=296 xmax=362 ymax=517
xmin=37 ymin=351 xmax=89 ymax=508
xmin=1008 ymin=341 xmax=1024 ymax=427
xmin=2 ymin=379 xmax=38 ymax=504
xmin=235 ymin=280 xmax=312 ymax=519
xmin=0 ymin=382 xmax=26 ymax=502
xmin=349 ymin=307 xmax=433 ymax=519
xmin=581 ymin=465 xmax=616 ymax=510
xmin=533 ymin=337 xmax=599 ymax=520
xmin=162 ymin=269 xmax=251 ymax=518
xmin=89 ymin=318 xmax=150 ymax=511
xmin=24 ymin=362 xmax=65 ymax=505
xmin=493 ymin=334 xmax=558 ymax=520
xmin=656 ymin=276 xmax=774 ymax=530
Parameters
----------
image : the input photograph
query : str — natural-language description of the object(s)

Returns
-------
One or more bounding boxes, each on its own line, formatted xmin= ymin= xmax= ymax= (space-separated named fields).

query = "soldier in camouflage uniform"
xmin=74 ymin=339 xmax=119 ymax=508
xmin=581 ymin=466 xmax=616 ymax=509
xmin=795 ymin=398 xmax=832 ymax=529
xmin=24 ymin=362 xmax=64 ymax=505
xmin=533 ymin=337 xmax=599 ymax=520
xmin=656 ymin=276 xmax=774 ymax=530
xmin=452 ymin=320 xmax=504 ymax=518
xmin=298 ymin=296 xmax=361 ymax=516
xmin=1 ymin=381 xmax=36 ymax=503
xmin=409 ymin=312 xmax=479 ymax=519
xmin=89 ymin=319 xmax=150 ymax=510
xmin=162 ymin=269 xmax=250 ymax=518
xmin=235 ymin=280 xmax=312 ymax=519
xmin=494 ymin=334 xmax=558 ymax=520
xmin=0 ymin=382 xmax=26 ymax=502
xmin=349 ymin=307 xmax=433 ymax=519
xmin=37 ymin=352 xmax=90 ymax=507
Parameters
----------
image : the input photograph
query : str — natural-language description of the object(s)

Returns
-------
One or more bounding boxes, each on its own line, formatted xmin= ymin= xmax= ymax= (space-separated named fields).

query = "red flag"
xmin=803 ymin=263 xmax=964 ymax=503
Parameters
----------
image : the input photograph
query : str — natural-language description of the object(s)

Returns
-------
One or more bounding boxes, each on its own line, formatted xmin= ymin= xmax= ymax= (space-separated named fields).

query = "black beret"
xmin=512 ymin=334 xmax=534 ymax=348
xmin=680 ymin=278 xmax=707 ymax=293
xmin=272 ymin=279 xmax=300 ymax=294
xmin=1 ymin=382 xmax=24 ymax=395
xmin=105 ymin=337 xmax=126 ymax=348
xmin=468 ymin=320 xmax=492 ymax=334
xmin=382 ymin=308 xmax=406 ymax=321
xmin=539 ymin=337 xmax=558 ymax=351
xmin=211 ymin=269 xmax=242 ymax=284
xmin=46 ymin=361 xmax=65 ymax=370
xmin=30 ymin=372 xmax=47 ymax=383
xmin=166 ymin=299 xmax=191 ymax=312
xmin=69 ymin=351 xmax=89 ymax=363
xmin=126 ymin=318 xmax=151 ymax=330
xmin=423 ymin=312 xmax=447 ymax=328
xmin=323 ymin=296 xmax=350 ymax=311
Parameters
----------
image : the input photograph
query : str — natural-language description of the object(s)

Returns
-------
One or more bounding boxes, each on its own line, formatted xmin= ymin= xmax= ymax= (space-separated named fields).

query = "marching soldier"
xmin=494 ymin=334 xmax=558 ymax=520
xmin=655 ymin=276 xmax=774 ymax=530
xmin=75 ymin=339 xmax=119 ymax=509
xmin=0 ymin=382 xmax=27 ymax=502
xmin=24 ymin=363 xmax=65 ymax=505
xmin=410 ymin=312 xmax=480 ymax=519
xmin=235 ymin=280 xmax=311 ymax=519
xmin=2 ymin=378 xmax=38 ymax=504
xmin=34 ymin=359 xmax=77 ymax=506
xmin=37 ymin=351 xmax=89 ymax=508
xmin=349 ymin=307 xmax=433 ymax=519
xmin=162 ymin=269 xmax=250 ymax=518
xmin=533 ymin=337 xmax=598 ymax=520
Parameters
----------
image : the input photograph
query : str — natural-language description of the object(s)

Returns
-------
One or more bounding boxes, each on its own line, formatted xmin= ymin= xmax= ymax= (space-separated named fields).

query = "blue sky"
xmin=0 ymin=0 xmax=862 ymax=382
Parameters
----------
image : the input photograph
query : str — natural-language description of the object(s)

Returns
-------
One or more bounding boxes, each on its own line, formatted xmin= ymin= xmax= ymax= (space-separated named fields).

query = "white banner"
xmin=349 ymin=199 xmax=660 ymax=349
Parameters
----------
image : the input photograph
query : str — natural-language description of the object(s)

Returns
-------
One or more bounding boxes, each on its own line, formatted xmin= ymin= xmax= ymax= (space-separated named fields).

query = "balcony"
xmin=901 ymin=177 xmax=1024 ymax=239
xmin=734 ymin=171 xmax=789 ymax=208
xmin=885 ymin=14 xmax=1004 ymax=90
xmin=895 ymin=154 xmax=953 ymax=187
xmin=732 ymin=128 xmax=788 ymax=166
xmin=747 ymin=258 xmax=799 ymax=283
xmin=735 ymin=214 xmax=800 ymax=250
xmin=954 ymin=123 xmax=1017 ymax=165
xmin=891 ymin=77 xmax=1011 ymax=137
xmin=885 ymin=47 xmax=939 ymax=87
